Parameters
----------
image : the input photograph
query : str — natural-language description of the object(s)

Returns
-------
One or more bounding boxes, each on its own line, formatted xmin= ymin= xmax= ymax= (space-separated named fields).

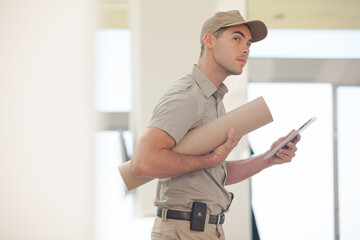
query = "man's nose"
xmin=242 ymin=47 xmax=250 ymax=55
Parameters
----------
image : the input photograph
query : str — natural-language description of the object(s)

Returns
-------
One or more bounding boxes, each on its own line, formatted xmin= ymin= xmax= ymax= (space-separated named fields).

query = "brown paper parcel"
xmin=118 ymin=96 xmax=273 ymax=191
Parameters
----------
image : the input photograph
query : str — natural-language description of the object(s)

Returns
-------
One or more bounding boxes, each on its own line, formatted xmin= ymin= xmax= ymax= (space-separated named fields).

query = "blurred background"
xmin=0 ymin=0 xmax=359 ymax=239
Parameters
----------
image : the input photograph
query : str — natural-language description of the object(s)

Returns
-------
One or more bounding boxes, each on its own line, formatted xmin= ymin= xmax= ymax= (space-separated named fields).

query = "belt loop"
xmin=162 ymin=208 xmax=168 ymax=222
xmin=219 ymin=213 xmax=225 ymax=225
xmin=216 ymin=213 xmax=224 ymax=225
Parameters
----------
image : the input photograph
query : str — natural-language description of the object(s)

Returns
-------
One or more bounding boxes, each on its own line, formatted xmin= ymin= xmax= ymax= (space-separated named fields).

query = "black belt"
xmin=156 ymin=207 xmax=225 ymax=225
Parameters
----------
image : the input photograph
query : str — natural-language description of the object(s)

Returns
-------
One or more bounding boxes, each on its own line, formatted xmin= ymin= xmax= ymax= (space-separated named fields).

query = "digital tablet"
xmin=264 ymin=117 xmax=317 ymax=159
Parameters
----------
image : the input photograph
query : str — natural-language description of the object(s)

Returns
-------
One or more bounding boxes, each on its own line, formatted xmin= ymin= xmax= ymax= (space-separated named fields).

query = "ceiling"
xmin=100 ymin=0 xmax=360 ymax=29
xmin=248 ymin=0 xmax=360 ymax=29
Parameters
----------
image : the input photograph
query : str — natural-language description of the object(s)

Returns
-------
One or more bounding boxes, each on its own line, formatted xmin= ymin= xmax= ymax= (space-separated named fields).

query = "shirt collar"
xmin=191 ymin=65 xmax=228 ymax=102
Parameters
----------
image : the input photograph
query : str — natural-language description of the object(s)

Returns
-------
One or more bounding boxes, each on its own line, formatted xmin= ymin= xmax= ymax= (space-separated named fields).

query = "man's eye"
xmin=234 ymin=38 xmax=240 ymax=42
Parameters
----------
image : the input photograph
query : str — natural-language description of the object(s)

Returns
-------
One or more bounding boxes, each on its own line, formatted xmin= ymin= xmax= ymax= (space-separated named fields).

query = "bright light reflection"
xmin=250 ymin=29 xmax=360 ymax=59
xmin=248 ymin=83 xmax=334 ymax=240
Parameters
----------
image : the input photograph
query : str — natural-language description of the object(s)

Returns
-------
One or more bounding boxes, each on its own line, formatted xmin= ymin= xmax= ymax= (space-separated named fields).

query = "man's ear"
xmin=204 ymin=33 xmax=216 ymax=50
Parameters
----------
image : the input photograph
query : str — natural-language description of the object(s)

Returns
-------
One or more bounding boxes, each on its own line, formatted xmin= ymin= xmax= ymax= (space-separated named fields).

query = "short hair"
xmin=199 ymin=27 xmax=227 ymax=57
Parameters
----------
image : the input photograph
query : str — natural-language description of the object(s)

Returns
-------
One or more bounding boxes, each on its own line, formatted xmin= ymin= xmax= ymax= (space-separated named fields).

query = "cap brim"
xmin=223 ymin=20 xmax=268 ymax=42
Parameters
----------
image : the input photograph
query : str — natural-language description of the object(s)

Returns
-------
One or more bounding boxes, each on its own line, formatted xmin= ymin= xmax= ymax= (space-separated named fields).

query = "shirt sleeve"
xmin=148 ymin=92 xmax=198 ymax=145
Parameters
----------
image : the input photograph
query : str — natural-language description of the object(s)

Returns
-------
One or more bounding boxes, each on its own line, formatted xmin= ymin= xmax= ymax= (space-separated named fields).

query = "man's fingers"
xmin=226 ymin=128 xmax=240 ymax=148
xmin=275 ymin=152 xmax=294 ymax=162
xmin=269 ymin=130 xmax=302 ymax=165
xmin=292 ymin=134 xmax=301 ymax=144
xmin=228 ymin=128 xmax=235 ymax=140
xmin=283 ymin=129 xmax=295 ymax=140
xmin=286 ymin=141 xmax=297 ymax=151
xmin=226 ymin=128 xmax=235 ymax=144
xmin=278 ymin=147 xmax=296 ymax=157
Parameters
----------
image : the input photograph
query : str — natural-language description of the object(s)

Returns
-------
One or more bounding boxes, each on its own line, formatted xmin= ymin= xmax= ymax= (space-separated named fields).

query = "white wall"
xmin=130 ymin=0 xmax=251 ymax=239
xmin=0 ymin=1 xmax=97 ymax=239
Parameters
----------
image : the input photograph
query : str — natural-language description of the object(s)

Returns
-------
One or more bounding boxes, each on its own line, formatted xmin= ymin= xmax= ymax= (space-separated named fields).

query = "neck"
xmin=197 ymin=55 xmax=228 ymax=88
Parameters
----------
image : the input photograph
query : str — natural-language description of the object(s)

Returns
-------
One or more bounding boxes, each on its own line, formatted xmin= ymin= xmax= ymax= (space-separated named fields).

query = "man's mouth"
xmin=237 ymin=58 xmax=247 ymax=64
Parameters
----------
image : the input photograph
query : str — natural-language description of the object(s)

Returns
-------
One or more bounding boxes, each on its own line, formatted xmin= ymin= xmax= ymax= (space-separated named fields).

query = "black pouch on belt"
xmin=190 ymin=202 xmax=207 ymax=231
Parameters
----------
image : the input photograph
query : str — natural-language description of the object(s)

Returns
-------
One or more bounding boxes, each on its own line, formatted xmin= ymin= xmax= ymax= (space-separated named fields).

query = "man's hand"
xmin=266 ymin=130 xmax=301 ymax=165
xmin=207 ymin=128 xmax=241 ymax=168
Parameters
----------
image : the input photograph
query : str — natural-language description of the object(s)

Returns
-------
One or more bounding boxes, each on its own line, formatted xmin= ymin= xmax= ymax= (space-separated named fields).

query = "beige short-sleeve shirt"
xmin=149 ymin=65 xmax=233 ymax=215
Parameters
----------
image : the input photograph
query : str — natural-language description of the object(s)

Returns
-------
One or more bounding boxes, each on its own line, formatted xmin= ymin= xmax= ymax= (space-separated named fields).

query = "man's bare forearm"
xmin=131 ymin=147 xmax=214 ymax=178
xmin=225 ymin=153 xmax=271 ymax=185
xmin=225 ymin=132 xmax=301 ymax=185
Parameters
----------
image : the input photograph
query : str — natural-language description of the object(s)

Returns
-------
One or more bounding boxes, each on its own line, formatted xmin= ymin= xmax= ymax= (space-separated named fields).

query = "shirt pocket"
xmin=200 ymin=102 xmax=217 ymax=125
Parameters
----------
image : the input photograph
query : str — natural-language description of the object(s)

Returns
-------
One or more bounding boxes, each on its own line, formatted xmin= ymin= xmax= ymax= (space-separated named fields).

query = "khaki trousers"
xmin=151 ymin=215 xmax=226 ymax=240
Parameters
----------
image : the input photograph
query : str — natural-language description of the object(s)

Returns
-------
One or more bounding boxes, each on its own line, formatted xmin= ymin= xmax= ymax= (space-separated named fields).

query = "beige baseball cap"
xmin=200 ymin=10 xmax=268 ymax=45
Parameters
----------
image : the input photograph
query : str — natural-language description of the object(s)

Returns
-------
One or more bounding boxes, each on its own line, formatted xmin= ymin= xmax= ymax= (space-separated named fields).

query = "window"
xmin=248 ymin=83 xmax=334 ymax=240
xmin=337 ymin=86 xmax=360 ymax=240
xmin=248 ymin=27 xmax=360 ymax=239
xmin=95 ymin=29 xmax=131 ymax=112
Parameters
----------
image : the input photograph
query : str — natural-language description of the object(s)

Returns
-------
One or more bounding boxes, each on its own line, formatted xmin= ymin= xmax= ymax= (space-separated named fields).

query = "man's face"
xmin=212 ymin=24 xmax=252 ymax=76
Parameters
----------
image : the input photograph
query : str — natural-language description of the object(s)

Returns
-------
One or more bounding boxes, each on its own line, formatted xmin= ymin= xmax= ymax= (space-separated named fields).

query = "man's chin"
xmin=230 ymin=69 xmax=243 ymax=76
